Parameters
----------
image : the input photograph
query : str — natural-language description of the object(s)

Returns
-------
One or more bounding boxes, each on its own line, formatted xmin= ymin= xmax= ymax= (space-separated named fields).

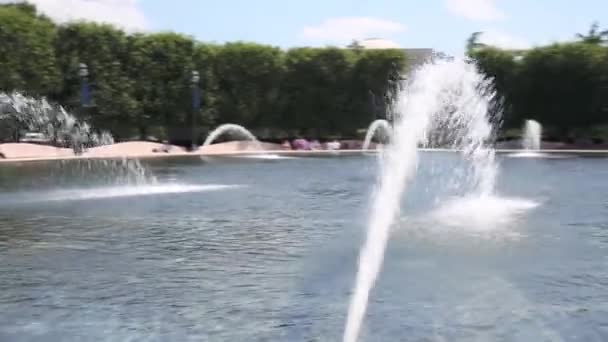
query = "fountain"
xmin=522 ymin=119 xmax=542 ymax=151
xmin=362 ymin=119 xmax=390 ymax=151
xmin=201 ymin=123 xmax=290 ymax=160
xmin=343 ymin=59 xmax=537 ymax=342
xmin=0 ymin=92 xmax=233 ymax=199
xmin=0 ymin=92 xmax=155 ymax=186
xmin=0 ymin=92 xmax=114 ymax=150
xmin=507 ymin=119 xmax=547 ymax=158
xmin=202 ymin=123 xmax=261 ymax=150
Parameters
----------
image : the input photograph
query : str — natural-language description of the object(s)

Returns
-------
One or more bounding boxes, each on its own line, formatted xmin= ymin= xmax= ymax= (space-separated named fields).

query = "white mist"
xmin=343 ymin=59 xmax=500 ymax=342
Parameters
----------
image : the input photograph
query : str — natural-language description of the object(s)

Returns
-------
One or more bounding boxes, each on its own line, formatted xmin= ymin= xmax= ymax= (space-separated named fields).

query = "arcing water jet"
xmin=362 ymin=119 xmax=391 ymax=151
xmin=202 ymin=123 xmax=261 ymax=150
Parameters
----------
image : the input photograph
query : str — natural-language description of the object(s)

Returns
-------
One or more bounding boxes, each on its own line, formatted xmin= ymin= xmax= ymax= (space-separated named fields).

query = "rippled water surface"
xmin=1 ymin=153 xmax=607 ymax=341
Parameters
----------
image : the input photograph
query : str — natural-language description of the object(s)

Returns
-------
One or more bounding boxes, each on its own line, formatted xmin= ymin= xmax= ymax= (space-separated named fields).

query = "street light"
xmin=191 ymin=70 xmax=201 ymax=150
xmin=191 ymin=70 xmax=200 ymax=84
xmin=79 ymin=62 xmax=88 ymax=78
xmin=74 ymin=63 xmax=91 ymax=155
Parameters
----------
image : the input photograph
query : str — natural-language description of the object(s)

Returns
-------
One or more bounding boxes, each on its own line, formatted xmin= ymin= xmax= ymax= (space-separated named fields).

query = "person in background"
xmin=292 ymin=138 xmax=310 ymax=150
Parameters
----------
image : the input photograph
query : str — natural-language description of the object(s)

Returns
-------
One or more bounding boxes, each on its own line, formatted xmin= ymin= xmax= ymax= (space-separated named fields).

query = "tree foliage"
xmin=0 ymin=3 xmax=408 ymax=143
xmin=466 ymin=32 xmax=486 ymax=53
xmin=8 ymin=4 xmax=608 ymax=144
xmin=54 ymin=22 xmax=137 ymax=138
xmin=213 ymin=42 xmax=284 ymax=129
xmin=576 ymin=22 xmax=608 ymax=45
xmin=470 ymin=36 xmax=608 ymax=140
xmin=0 ymin=5 xmax=60 ymax=96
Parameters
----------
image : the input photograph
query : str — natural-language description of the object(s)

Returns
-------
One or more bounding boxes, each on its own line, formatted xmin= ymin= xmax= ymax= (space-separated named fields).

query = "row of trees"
xmin=468 ymin=24 xmax=608 ymax=142
xmin=2 ymin=3 xmax=607 ymax=144
xmin=0 ymin=3 xmax=406 ymax=144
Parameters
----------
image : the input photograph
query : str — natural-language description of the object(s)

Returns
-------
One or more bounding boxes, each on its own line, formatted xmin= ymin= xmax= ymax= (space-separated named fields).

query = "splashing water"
xmin=522 ymin=119 xmax=542 ymax=151
xmin=0 ymin=92 xmax=114 ymax=150
xmin=508 ymin=119 xmax=545 ymax=158
xmin=343 ymin=59 xmax=504 ymax=342
xmin=52 ymin=158 xmax=156 ymax=186
xmin=362 ymin=120 xmax=391 ymax=151
xmin=202 ymin=123 xmax=262 ymax=150
xmin=0 ymin=92 xmax=155 ymax=185
xmin=16 ymin=184 xmax=239 ymax=203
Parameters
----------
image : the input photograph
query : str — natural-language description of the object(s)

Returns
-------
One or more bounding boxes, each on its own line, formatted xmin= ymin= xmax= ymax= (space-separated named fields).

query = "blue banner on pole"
xmin=80 ymin=80 xmax=91 ymax=107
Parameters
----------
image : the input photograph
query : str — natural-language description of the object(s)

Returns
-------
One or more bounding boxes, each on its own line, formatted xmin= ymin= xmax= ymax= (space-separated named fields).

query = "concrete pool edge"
xmin=1 ymin=148 xmax=608 ymax=164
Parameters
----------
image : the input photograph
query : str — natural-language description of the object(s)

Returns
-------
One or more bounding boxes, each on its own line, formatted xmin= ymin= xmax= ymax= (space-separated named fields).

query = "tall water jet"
xmin=202 ymin=123 xmax=262 ymax=150
xmin=343 ymin=59 xmax=500 ymax=342
xmin=522 ymin=119 xmax=542 ymax=151
xmin=362 ymin=119 xmax=391 ymax=150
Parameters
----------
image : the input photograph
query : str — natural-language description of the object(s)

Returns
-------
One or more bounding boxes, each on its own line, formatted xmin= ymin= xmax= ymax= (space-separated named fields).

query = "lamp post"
xmin=75 ymin=63 xmax=91 ymax=154
xmin=191 ymin=70 xmax=201 ymax=150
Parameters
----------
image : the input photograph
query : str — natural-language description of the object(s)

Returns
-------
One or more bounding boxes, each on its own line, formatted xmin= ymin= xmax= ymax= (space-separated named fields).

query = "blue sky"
xmin=7 ymin=0 xmax=608 ymax=55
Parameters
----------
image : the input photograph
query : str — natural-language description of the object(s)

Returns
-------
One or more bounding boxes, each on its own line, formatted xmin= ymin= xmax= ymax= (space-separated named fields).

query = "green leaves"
xmin=576 ymin=22 xmax=608 ymax=45
xmin=54 ymin=23 xmax=136 ymax=137
xmin=281 ymin=48 xmax=406 ymax=137
xmin=213 ymin=42 xmax=284 ymax=128
xmin=470 ymin=41 xmax=608 ymax=139
xmin=0 ymin=3 xmax=407 ymax=143
xmin=466 ymin=32 xmax=486 ymax=54
xmin=0 ymin=4 xmax=60 ymax=96
xmin=127 ymin=32 xmax=196 ymax=141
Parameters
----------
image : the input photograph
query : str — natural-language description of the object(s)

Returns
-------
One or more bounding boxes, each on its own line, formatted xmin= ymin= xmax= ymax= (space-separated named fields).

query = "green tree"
xmin=213 ymin=42 xmax=284 ymax=132
xmin=466 ymin=32 xmax=486 ymax=54
xmin=351 ymin=49 xmax=407 ymax=125
xmin=347 ymin=40 xmax=364 ymax=51
xmin=576 ymin=22 xmax=608 ymax=45
xmin=192 ymin=43 xmax=220 ymax=134
xmin=0 ymin=4 xmax=60 ymax=96
xmin=127 ymin=32 xmax=196 ymax=142
xmin=53 ymin=22 xmax=137 ymax=138
xmin=0 ymin=2 xmax=422 ymax=143
xmin=281 ymin=48 xmax=358 ymax=137
xmin=517 ymin=43 xmax=607 ymax=136
xmin=469 ymin=47 xmax=520 ymax=127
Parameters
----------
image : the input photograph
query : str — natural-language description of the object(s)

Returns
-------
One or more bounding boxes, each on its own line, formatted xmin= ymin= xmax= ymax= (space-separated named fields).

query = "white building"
xmin=347 ymin=38 xmax=451 ymax=69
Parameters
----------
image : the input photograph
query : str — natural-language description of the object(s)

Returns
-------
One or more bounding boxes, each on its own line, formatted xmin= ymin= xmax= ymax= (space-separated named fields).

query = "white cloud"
xmin=479 ymin=30 xmax=531 ymax=50
xmin=300 ymin=17 xmax=406 ymax=44
xmin=445 ymin=0 xmax=505 ymax=21
xmin=0 ymin=0 xmax=148 ymax=32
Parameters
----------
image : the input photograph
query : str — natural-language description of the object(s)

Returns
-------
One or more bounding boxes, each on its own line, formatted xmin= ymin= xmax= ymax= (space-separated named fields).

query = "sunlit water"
xmin=1 ymin=154 xmax=608 ymax=341
xmin=236 ymin=154 xmax=296 ymax=160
